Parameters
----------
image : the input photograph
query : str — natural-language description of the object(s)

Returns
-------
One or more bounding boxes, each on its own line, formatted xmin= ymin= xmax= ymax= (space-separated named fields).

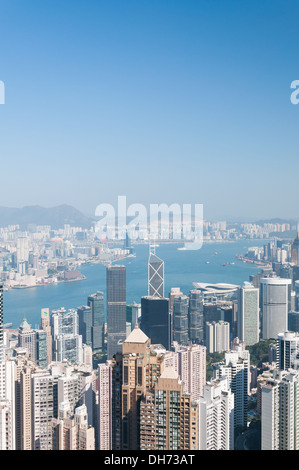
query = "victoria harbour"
xmin=3 ymin=239 xmax=265 ymax=329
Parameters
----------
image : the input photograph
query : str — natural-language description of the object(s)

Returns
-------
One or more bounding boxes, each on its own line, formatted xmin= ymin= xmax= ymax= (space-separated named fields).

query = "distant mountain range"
xmin=0 ymin=205 xmax=94 ymax=230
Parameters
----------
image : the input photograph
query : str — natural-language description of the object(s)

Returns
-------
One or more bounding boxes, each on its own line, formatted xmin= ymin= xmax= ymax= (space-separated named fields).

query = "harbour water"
xmin=3 ymin=239 xmax=267 ymax=328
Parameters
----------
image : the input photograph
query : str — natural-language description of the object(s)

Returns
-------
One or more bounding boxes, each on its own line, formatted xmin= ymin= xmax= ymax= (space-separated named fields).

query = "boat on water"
xmin=205 ymin=261 xmax=210 ymax=264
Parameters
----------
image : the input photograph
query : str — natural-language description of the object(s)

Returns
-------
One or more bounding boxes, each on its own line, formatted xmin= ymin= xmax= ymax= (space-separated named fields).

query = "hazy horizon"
xmin=0 ymin=202 xmax=298 ymax=225
xmin=0 ymin=1 xmax=298 ymax=221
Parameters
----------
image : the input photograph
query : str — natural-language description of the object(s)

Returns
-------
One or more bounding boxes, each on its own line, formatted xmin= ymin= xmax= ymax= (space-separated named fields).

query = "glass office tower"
xmin=106 ymin=265 xmax=126 ymax=359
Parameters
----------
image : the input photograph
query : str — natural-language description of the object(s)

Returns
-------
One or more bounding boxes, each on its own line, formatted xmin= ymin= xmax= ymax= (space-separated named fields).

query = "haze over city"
xmin=1 ymin=0 xmax=299 ymax=454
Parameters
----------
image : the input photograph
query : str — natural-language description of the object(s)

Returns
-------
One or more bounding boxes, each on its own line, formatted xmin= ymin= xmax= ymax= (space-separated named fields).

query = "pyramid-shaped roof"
xmin=160 ymin=367 xmax=179 ymax=380
xmin=124 ymin=324 xmax=149 ymax=344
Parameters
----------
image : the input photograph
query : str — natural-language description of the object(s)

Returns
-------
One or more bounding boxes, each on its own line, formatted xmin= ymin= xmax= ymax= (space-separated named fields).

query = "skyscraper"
xmin=261 ymin=277 xmax=292 ymax=340
xmin=212 ymin=350 xmax=250 ymax=428
xmin=238 ymin=283 xmax=259 ymax=346
xmin=40 ymin=308 xmax=52 ymax=366
xmin=17 ymin=236 xmax=29 ymax=274
xmin=51 ymin=403 xmax=95 ymax=450
xmin=98 ymin=361 xmax=112 ymax=450
xmin=88 ymin=291 xmax=105 ymax=351
xmin=277 ymin=331 xmax=299 ymax=371
xmin=51 ymin=308 xmax=83 ymax=364
xmin=141 ymin=296 xmax=171 ymax=349
xmin=261 ymin=369 xmax=299 ymax=450
xmin=18 ymin=318 xmax=36 ymax=362
xmin=0 ymin=284 xmax=3 ymax=365
xmin=140 ymin=367 xmax=199 ymax=450
xmin=188 ymin=289 xmax=204 ymax=344
xmin=173 ymin=295 xmax=189 ymax=346
xmin=198 ymin=376 xmax=234 ymax=450
xmin=106 ymin=265 xmax=126 ymax=360
xmin=148 ymin=246 xmax=164 ymax=298
xmin=31 ymin=372 xmax=57 ymax=450
xmin=177 ymin=344 xmax=206 ymax=400
xmin=35 ymin=329 xmax=48 ymax=368
xmin=205 ymin=321 xmax=230 ymax=353
xmin=78 ymin=305 xmax=93 ymax=348
xmin=111 ymin=325 xmax=164 ymax=450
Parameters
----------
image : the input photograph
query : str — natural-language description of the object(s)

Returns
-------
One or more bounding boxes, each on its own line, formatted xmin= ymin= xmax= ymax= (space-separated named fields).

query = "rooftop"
xmin=124 ymin=325 xmax=149 ymax=344
xmin=160 ymin=367 xmax=179 ymax=380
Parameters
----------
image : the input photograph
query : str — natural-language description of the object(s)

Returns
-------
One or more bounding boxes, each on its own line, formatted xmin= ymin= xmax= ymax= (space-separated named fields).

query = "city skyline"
xmin=0 ymin=1 xmax=298 ymax=220
xmin=1 ymin=0 xmax=299 ymax=452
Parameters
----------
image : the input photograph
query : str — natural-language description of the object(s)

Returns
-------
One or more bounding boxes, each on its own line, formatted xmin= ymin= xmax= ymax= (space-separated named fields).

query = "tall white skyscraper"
xmin=261 ymin=369 xmax=299 ymax=450
xmin=238 ymin=283 xmax=259 ymax=346
xmin=177 ymin=344 xmax=206 ymax=400
xmin=98 ymin=361 xmax=112 ymax=450
xmin=277 ymin=331 xmax=299 ymax=371
xmin=212 ymin=350 xmax=250 ymax=428
xmin=261 ymin=277 xmax=292 ymax=340
xmin=206 ymin=321 xmax=230 ymax=353
xmin=198 ymin=376 xmax=234 ymax=450
xmin=148 ymin=246 xmax=164 ymax=298
xmin=51 ymin=308 xmax=83 ymax=364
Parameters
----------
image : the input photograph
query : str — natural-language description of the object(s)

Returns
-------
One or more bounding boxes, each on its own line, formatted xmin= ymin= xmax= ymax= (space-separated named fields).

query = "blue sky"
xmin=0 ymin=0 xmax=298 ymax=221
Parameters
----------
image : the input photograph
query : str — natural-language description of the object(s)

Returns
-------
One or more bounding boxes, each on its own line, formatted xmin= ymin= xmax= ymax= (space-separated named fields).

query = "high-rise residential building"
xmin=206 ymin=321 xmax=230 ymax=353
xmin=261 ymin=369 xmax=299 ymax=450
xmin=78 ymin=305 xmax=93 ymax=347
xmin=0 ymin=283 xmax=5 ymax=417
xmin=98 ymin=361 xmax=112 ymax=450
xmin=198 ymin=376 xmax=234 ymax=450
xmin=148 ymin=247 xmax=164 ymax=298
xmin=188 ymin=289 xmax=204 ymax=344
xmin=0 ymin=360 xmax=15 ymax=450
xmin=177 ymin=344 xmax=206 ymax=400
xmin=57 ymin=372 xmax=81 ymax=413
xmin=111 ymin=325 xmax=164 ymax=450
xmin=139 ymin=367 xmax=199 ymax=451
xmin=82 ymin=344 xmax=93 ymax=368
xmin=106 ymin=265 xmax=126 ymax=360
xmin=88 ymin=291 xmax=105 ymax=351
xmin=277 ymin=331 xmax=299 ymax=371
xmin=173 ymin=295 xmax=189 ymax=346
xmin=261 ymin=277 xmax=292 ymax=340
xmin=0 ymin=401 xmax=14 ymax=450
xmin=238 ymin=283 xmax=259 ymax=346
xmin=40 ymin=308 xmax=52 ymax=365
xmin=212 ymin=350 xmax=250 ymax=428
xmin=31 ymin=371 xmax=58 ymax=450
xmin=52 ymin=402 xmax=95 ymax=450
xmin=141 ymin=296 xmax=171 ymax=349
xmin=14 ymin=353 xmax=37 ymax=450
